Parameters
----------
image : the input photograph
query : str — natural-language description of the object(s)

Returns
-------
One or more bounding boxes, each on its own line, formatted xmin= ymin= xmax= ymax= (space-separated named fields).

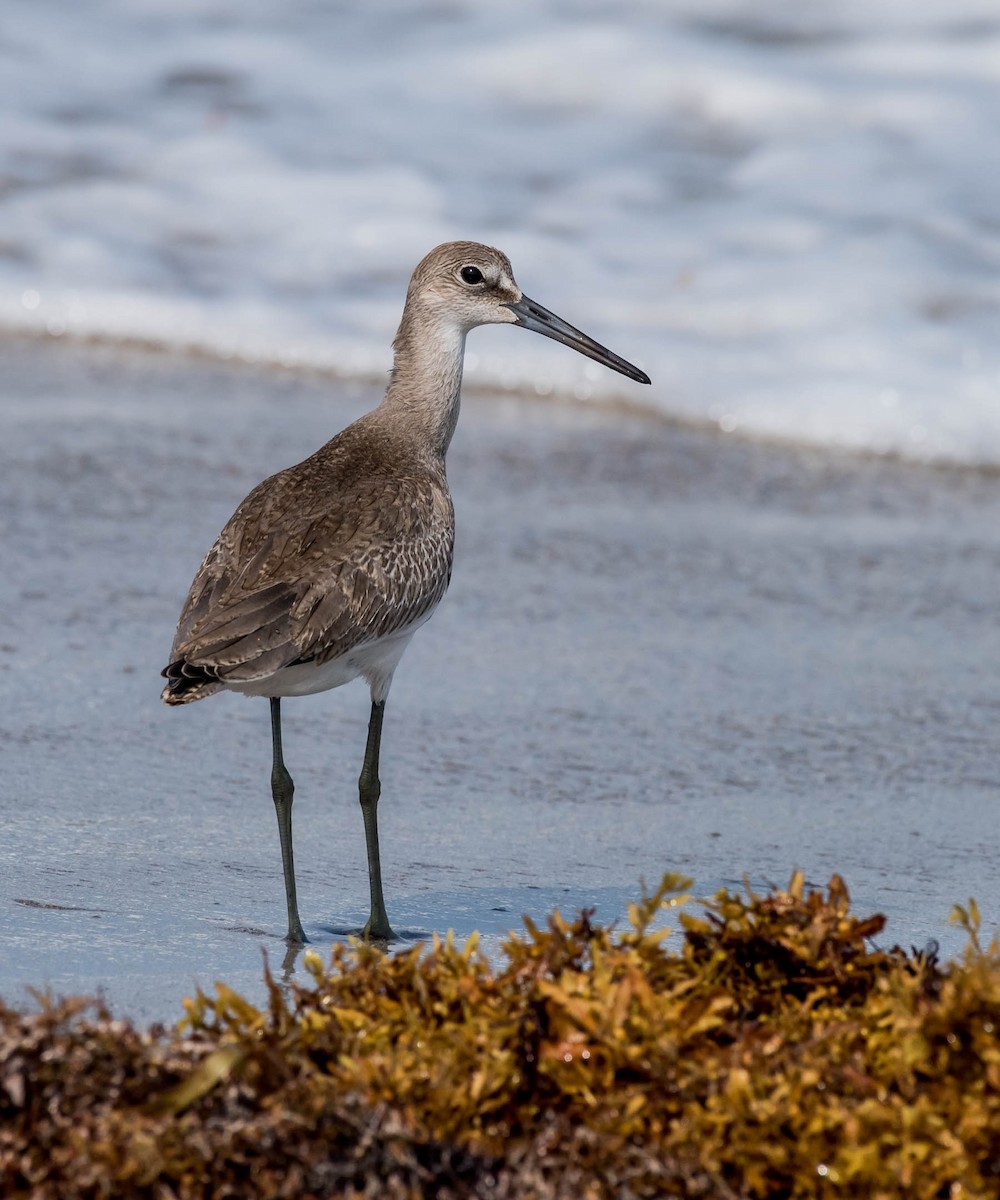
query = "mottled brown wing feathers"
xmin=161 ymin=442 xmax=453 ymax=700
xmin=290 ymin=537 xmax=453 ymax=661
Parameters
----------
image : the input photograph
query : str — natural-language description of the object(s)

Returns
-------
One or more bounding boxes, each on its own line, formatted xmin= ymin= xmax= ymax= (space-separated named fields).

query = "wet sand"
xmin=2 ymin=340 xmax=999 ymax=1021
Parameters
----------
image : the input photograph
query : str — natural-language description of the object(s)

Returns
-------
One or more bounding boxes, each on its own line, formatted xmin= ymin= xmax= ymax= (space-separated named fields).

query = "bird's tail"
xmin=160 ymin=659 xmax=223 ymax=705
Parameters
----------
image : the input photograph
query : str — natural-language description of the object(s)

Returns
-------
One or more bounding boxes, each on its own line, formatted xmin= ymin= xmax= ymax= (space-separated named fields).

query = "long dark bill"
xmin=506 ymin=295 xmax=651 ymax=385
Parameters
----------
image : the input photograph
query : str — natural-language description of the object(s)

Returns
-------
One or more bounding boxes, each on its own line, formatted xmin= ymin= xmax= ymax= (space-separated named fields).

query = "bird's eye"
xmin=460 ymin=265 xmax=484 ymax=285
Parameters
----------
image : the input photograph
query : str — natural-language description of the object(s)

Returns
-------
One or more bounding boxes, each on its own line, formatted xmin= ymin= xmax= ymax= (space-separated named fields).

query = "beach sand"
xmin=2 ymin=339 xmax=998 ymax=1021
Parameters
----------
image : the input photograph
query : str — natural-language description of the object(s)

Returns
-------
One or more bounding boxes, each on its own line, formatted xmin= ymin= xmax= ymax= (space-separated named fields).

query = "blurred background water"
xmin=2 ymin=0 xmax=1000 ymax=462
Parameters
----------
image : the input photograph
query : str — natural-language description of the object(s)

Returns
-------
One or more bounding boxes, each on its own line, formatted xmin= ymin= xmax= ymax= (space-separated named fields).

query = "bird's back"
xmin=161 ymin=411 xmax=455 ymax=704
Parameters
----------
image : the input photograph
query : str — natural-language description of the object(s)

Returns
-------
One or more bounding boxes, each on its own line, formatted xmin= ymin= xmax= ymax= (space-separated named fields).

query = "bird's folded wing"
xmin=291 ymin=534 xmax=453 ymax=659
xmin=168 ymin=525 xmax=452 ymax=685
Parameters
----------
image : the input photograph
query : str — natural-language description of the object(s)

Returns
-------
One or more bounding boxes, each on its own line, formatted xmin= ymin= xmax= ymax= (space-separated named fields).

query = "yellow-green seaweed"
xmin=2 ymin=873 xmax=999 ymax=1198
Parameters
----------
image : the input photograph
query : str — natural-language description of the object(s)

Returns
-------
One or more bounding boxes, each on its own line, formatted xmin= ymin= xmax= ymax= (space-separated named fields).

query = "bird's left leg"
xmin=270 ymin=697 xmax=307 ymax=944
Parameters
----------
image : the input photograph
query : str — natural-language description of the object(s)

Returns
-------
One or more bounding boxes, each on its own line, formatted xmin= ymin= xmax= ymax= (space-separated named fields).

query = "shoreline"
xmin=3 ymin=327 xmax=998 ymax=478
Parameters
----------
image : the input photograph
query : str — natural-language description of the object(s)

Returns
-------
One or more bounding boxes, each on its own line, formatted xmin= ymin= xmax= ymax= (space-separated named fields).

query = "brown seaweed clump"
xmin=2 ymin=872 xmax=1000 ymax=1198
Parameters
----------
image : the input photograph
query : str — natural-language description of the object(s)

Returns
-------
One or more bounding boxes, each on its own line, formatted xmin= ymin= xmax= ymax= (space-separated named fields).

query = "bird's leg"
xmin=269 ymin=697 xmax=307 ymax=944
xmin=359 ymin=699 xmax=395 ymax=940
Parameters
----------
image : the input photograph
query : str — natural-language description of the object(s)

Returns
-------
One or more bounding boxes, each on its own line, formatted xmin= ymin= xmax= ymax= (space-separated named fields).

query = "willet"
xmin=161 ymin=241 xmax=650 ymax=943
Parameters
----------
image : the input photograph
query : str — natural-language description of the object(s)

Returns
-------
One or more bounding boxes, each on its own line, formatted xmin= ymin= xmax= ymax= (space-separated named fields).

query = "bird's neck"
xmin=380 ymin=305 xmax=467 ymax=461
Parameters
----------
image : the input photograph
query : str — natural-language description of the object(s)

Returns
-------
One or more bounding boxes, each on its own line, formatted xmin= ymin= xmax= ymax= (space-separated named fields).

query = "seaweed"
xmin=2 ymin=872 xmax=999 ymax=1198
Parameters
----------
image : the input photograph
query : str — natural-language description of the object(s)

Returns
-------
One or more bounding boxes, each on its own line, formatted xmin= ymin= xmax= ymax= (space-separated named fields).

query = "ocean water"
xmin=2 ymin=0 xmax=1000 ymax=463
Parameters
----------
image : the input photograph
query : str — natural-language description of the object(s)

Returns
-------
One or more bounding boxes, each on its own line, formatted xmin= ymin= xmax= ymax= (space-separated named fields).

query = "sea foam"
xmin=2 ymin=0 xmax=999 ymax=463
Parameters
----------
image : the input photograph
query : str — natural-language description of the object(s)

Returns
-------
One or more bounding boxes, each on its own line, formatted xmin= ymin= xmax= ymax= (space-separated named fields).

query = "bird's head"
xmin=405 ymin=241 xmax=650 ymax=385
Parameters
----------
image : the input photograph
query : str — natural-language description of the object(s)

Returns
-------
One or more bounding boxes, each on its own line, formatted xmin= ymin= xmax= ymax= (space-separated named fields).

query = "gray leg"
xmin=270 ymin=697 xmax=307 ymax=944
xmin=359 ymin=700 xmax=395 ymax=940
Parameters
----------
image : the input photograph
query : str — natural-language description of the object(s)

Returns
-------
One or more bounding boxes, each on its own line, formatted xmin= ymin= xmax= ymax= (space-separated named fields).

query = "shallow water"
xmin=1 ymin=341 xmax=999 ymax=1021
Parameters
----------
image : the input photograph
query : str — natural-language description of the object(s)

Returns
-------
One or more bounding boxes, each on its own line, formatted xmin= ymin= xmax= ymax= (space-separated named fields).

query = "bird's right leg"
xmin=270 ymin=697 xmax=307 ymax=944
xmin=359 ymin=699 xmax=395 ymax=941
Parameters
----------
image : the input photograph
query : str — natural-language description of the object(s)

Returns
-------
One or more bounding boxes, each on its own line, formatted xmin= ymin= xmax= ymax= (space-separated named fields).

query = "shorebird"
xmin=161 ymin=241 xmax=650 ymax=943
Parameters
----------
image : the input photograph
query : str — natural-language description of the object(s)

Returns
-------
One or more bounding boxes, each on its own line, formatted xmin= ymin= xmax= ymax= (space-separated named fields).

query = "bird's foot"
xmin=362 ymin=914 xmax=396 ymax=943
xmin=285 ymin=921 xmax=308 ymax=946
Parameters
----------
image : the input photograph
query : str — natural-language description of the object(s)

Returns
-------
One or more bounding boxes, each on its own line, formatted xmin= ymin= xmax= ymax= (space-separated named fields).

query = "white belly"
xmin=226 ymin=620 xmax=426 ymax=702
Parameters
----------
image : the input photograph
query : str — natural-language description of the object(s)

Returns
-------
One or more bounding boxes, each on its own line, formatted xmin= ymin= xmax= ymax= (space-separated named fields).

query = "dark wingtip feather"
xmin=160 ymin=658 xmax=221 ymax=705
